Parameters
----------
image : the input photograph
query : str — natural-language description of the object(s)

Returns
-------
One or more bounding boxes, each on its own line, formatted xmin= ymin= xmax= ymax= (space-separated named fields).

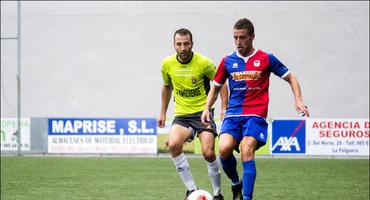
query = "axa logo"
xmin=272 ymin=120 xmax=306 ymax=154
xmin=272 ymin=137 xmax=300 ymax=151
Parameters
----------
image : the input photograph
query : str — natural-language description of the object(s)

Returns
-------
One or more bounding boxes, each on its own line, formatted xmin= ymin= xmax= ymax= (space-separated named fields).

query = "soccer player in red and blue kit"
xmin=201 ymin=18 xmax=310 ymax=200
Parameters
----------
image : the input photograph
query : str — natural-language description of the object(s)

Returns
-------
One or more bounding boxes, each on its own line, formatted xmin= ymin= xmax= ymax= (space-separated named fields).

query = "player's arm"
xmin=219 ymin=83 xmax=229 ymax=120
xmin=201 ymin=85 xmax=222 ymax=124
xmin=158 ymin=60 xmax=173 ymax=128
xmin=204 ymin=57 xmax=228 ymax=121
xmin=158 ymin=84 xmax=172 ymax=128
xmin=203 ymin=57 xmax=228 ymax=123
xmin=283 ymin=73 xmax=310 ymax=117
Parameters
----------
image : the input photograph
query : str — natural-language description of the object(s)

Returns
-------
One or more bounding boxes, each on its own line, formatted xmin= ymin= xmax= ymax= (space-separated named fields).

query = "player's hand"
xmin=201 ymin=109 xmax=211 ymax=125
xmin=295 ymin=100 xmax=310 ymax=118
xmin=157 ymin=113 xmax=166 ymax=128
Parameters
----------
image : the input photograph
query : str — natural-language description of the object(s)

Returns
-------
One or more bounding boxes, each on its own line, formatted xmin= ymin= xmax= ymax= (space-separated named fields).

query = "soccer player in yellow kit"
xmin=157 ymin=28 xmax=228 ymax=200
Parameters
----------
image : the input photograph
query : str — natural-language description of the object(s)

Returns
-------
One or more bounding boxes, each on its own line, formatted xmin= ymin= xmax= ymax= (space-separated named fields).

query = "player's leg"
xmin=240 ymin=136 xmax=257 ymax=200
xmin=198 ymin=130 xmax=222 ymax=198
xmin=168 ymin=124 xmax=197 ymax=194
xmin=218 ymin=117 xmax=242 ymax=183
xmin=198 ymin=130 xmax=216 ymax=162
xmin=240 ymin=116 xmax=268 ymax=200
xmin=219 ymin=133 xmax=243 ymax=200
xmin=218 ymin=117 xmax=243 ymax=200
xmin=219 ymin=133 xmax=240 ymax=184
xmin=192 ymin=109 xmax=223 ymax=199
xmin=168 ymin=124 xmax=192 ymax=157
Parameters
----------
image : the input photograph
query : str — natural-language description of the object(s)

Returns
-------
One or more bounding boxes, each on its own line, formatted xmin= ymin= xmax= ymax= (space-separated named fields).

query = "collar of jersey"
xmin=236 ymin=49 xmax=258 ymax=63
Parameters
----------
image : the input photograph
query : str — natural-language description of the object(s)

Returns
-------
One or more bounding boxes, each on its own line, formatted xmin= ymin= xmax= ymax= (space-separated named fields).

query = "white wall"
xmin=1 ymin=1 xmax=369 ymax=119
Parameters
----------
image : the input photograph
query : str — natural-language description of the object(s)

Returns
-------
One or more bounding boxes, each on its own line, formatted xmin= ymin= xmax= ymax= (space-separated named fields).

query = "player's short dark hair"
xmin=174 ymin=28 xmax=193 ymax=42
xmin=234 ymin=18 xmax=254 ymax=35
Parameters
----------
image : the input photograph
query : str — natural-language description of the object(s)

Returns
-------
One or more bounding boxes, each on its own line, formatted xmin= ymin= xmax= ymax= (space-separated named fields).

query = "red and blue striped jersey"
xmin=214 ymin=49 xmax=290 ymax=118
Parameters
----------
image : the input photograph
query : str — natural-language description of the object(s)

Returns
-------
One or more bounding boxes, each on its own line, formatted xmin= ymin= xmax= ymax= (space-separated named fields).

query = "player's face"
xmin=233 ymin=28 xmax=254 ymax=57
xmin=174 ymin=33 xmax=193 ymax=62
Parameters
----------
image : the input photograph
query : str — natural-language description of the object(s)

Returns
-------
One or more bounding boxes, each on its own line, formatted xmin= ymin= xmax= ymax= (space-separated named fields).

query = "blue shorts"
xmin=221 ymin=116 xmax=268 ymax=150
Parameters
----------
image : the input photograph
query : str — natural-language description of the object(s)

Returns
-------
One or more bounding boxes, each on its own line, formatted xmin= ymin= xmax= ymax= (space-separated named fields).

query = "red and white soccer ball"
xmin=187 ymin=189 xmax=213 ymax=200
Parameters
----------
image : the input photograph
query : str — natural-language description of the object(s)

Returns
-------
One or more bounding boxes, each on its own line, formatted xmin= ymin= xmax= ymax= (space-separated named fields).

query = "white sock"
xmin=172 ymin=153 xmax=197 ymax=191
xmin=207 ymin=157 xmax=222 ymax=196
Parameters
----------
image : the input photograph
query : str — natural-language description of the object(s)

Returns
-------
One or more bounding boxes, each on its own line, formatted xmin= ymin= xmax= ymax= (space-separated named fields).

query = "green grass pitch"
xmin=1 ymin=156 xmax=369 ymax=200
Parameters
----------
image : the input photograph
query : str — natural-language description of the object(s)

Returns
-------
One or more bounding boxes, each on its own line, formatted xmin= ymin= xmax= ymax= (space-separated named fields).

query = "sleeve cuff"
xmin=280 ymin=71 xmax=291 ymax=79
xmin=213 ymin=80 xmax=223 ymax=87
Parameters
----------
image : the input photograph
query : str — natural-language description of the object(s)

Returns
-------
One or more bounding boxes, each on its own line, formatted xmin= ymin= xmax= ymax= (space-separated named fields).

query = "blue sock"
xmin=242 ymin=160 xmax=256 ymax=200
xmin=220 ymin=154 xmax=240 ymax=185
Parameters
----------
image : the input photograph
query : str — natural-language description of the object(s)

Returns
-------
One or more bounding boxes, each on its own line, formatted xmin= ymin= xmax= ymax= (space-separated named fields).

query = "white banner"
xmin=0 ymin=118 xmax=31 ymax=151
xmin=306 ymin=118 xmax=369 ymax=156
xmin=48 ymin=135 xmax=157 ymax=154
xmin=47 ymin=118 xmax=158 ymax=154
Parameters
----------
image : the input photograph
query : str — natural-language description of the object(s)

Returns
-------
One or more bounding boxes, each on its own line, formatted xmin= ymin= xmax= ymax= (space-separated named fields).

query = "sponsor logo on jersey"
xmin=231 ymin=71 xmax=262 ymax=81
xmin=176 ymin=87 xmax=201 ymax=97
xmin=232 ymin=62 xmax=238 ymax=68
xmin=233 ymin=87 xmax=247 ymax=91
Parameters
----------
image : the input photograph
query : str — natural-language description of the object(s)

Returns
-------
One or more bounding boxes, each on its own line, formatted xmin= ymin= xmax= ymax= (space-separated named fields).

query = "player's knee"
xmin=202 ymin=148 xmax=215 ymax=162
xmin=241 ymin=144 xmax=255 ymax=161
xmin=219 ymin=144 xmax=233 ymax=160
xmin=167 ymin=140 xmax=182 ymax=155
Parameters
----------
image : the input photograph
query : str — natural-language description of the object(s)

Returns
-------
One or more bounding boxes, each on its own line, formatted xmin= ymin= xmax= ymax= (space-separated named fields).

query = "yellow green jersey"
xmin=161 ymin=52 xmax=216 ymax=116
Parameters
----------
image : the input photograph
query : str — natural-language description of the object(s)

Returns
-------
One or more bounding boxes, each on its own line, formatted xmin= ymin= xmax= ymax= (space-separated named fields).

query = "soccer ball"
xmin=187 ymin=189 xmax=213 ymax=200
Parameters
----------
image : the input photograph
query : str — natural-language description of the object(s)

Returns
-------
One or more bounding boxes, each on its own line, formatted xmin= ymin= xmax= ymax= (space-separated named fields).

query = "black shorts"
xmin=172 ymin=109 xmax=218 ymax=142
